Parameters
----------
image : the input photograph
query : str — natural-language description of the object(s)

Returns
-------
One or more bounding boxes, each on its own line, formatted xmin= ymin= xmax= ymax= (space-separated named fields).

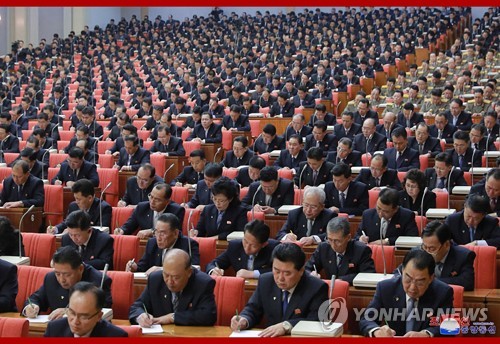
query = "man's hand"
xmin=359 ymin=234 xmax=369 ymax=244
xmin=66 ymin=181 xmax=75 ymax=188
xmin=259 ymin=323 xmax=287 ymax=337
xmin=299 ymin=236 xmax=315 ymax=246
xmin=145 ymin=266 xmax=162 ymax=276
xmin=195 ymin=205 xmax=205 ymax=211
xmin=120 ymin=166 xmax=132 ymax=172
xmin=54 ymin=179 xmax=63 ymax=185
xmin=48 ymin=307 xmax=67 ymax=320
xmin=125 ymin=260 xmax=137 ymax=272
xmin=189 ymin=228 xmax=198 ymax=237
xmin=230 ymin=315 xmax=249 ymax=332
xmin=153 ymin=313 xmax=175 ymax=325
xmin=137 ymin=313 xmax=154 ymax=328
xmin=23 ymin=304 xmax=40 ymax=318
xmin=282 ymin=233 xmax=297 ymax=242
xmin=309 ymin=270 xmax=321 ymax=278
xmin=236 ymin=269 xmax=255 ymax=279
xmin=117 ymin=200 xmax=127 ymax=207
xmin=373 ymin=325 xmax=396 ymax=337
xmin=403 ymin=330 xmax=431 ymax=337
xmin=137 ymin=229 xmax=153 ymax=239
xmin=114 ymin=227 xmax=124 ymax=235
xmin=329 ymin=206 xmax=340 ymax=213
xmin=3 ymin=201 xmax=23 ymax=208
xmin=210 ymin=267 xmax=224 ymax=276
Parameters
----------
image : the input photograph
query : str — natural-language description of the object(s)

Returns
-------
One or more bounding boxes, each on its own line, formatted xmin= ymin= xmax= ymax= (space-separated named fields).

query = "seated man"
xmin=48 ymin=179 xmax=112 ymax=234
xmin=407 ymin=123 xmax=442 ymax=157
xmin=237 ymin=155 xmax=266 ymax=188
xmin=326 ymin=137 xmax=362 ymax=166
xmin=353 ymin=118 xmax=387 ymax=154
xmin=62 ymin=125 xmax=97 ymax=154
xmin=354 ymin=153 xmax=402 ymax=190
xmin=304 ymin=120 xmax=336 ymax=155
xmin=186 ymin=113 xmax=222 ymax=144
xmin=375 ymin=111 xmax=402 ymax=142
xmin=273 ymin=134 xmax=307 ymax=173
xmin=116 ymin=135 xmax=151 ymax=172
xmin=425 ymin=152 xmax=467 ymax=192
xmin=221 ymin=136 xmax=254 ymax=168
xmin=171 ymin=149 xmax=206 ymax=188
xmin=0 ymin=259 xmax=17 ymax=312
xmin=105 ymin=124 xmax=140 ymax=156
xmin=18 ymin=147 xmax=47 ymax=180
xmin=383 ymin=127 xmax=420 ymax=172
xmin=269 ymin=92 xmax=295 ymax=117
xmin=23 ymin=246 xmax=112 ymax=320
xmin=0 ymin=123 xmax=20 ymax=153
xmin=0 ymin=160 xmax=44 ymax=208
xmin=445 ymin=194 xmax=500 ymax=248
xmin=396 ymin=102 xmax=425 ymax=129
xmin=294 ymin=147 xmax=334 ymax=188
xmin=230 ymin=243 xmax=328 ymax=337
xmin=183 ymin=163 xmax=223 ymax=210
xmin=306 ymin=217 xmax=375 ymax=285
xmin=115 ymin=183 xmax=185 ymax=239
xmin=285 ymin=114 xmax=312 ymax=140
xmin=445 ymin=130 xmax=482 ymax=172
xmin=75 ymin=139 xmax=98 ymax=164
xmin=333 ymin=112 xmax=361 ymax=141
xmin=221 ymin=104 xmax=251 ymax=131
xmin=251 ymin=124 xmax=285 ymax=154
xmin=80 ymin=106 xmax=103 ymax=139
xmin=356 ymin=188 xmax=419 ymax=245
xmin=242 ymin=167 xmax=294 ymax=215
xmin=277 ymin=187 xmax=336 ymax=244
xmin=118 ymin=164 xmax=163 ymax=207
xmin=429 ymin=113 xmax=457 ymax=144
xmin=470 ymin=168 xmax=500 ymax=215
xmin=129 ymin=249 xmax=217 ymax=327
xmin=44 ymin=282 xmax=127 ymax=337
xmin=53 ymin=147 xmax=99 ymax=187
xmin=206 ymin=220 xmax=279 ymax=278
xmin=353 ymin=99 xmax=378 ymax=126
xmin=61 ymin=210 xmax=114 ymax=270
xmin=324 ymin=163 xmax=369 ymax=216
xmin=149 ymin=125 xmax=186 ymax=156
xmin=308 ymin=103 xmax=336 ymax=127
xmin=126 ymin=213 xmax=199 ymax=274
xmin=359 ymin=250 xmax=453 ymax=337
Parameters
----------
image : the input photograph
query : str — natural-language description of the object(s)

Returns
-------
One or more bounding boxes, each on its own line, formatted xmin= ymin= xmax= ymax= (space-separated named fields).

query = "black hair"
xmin=272 ymin=242 xmax=306 ymax=271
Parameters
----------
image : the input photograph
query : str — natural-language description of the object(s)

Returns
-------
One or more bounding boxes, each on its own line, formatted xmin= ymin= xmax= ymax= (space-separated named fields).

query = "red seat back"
xmin=368 ymin=244 xmax=395 ymax=274
xmin=324 ymin=279 xmax=350 ymax=331
xmin=182 ymin=208 xmax=201 ymax=236
xmin=192 ymin=237 xmax=217 ymax=271
xmin=16 ymin=266 xmax=52 ymax=312
xmin=106 ymin=270 xmax=134 ymax=319
xmin=111 ymin=207 xmax=134 ymax=232
xmin=0 ymin=317 xmax=29 ymax=337
xmin=171 ymin=186 xmax=189 ymax=204
xmin=21 ymin=233 xmax=56 ymax=268
xmin=183 ymin=141 xmax=201 ymax=156
xmin=44 ymin=184 xmax=64 ymax=226
xmin=97 ymin=168 xmax=119 ymax=206
xmin=461 ymin=245 xmax=496 ymax=289
xmin=450 ymin=284 xmax=464 ymax=309
xmin=212 ymin=275 xmax=246 ymax=326
xmin=110 ymin=234 xmax=140 ymax=271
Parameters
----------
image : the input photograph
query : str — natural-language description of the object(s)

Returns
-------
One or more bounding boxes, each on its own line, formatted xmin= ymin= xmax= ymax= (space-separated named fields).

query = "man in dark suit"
xmin=306 ymin=217 xmax=375 ymax=285
xmin=242 ymin=167 xmax=295 ymax=215
xmin=429 ymin=113 xmax=457 ymax=144
xmin=129 ymin=249 xmax=217 ymax=327
xmin=333 ymin=112 xmax=362 ymax=141
xmin=294 ymin=148 xmax=334 ymax=188
xmin=16 ymin=147 xmax=47 ymax=180
xmin=353 ymin=118 xmax=387 ymax=154
xmin=207 ymin=220 xmax=279 ymax=278
xmin=203 ymin=97 xmax=225 ymax=118
xmin=53 ymin=147 xmax=100 ymax=187
xmin=326 ymin=137 xmax=362 ymax=166
xmin=274 ymin=134 xmax=307 ymax=173
xmin=324 ymin=163 xmax=369 ymax=216
xmin=126 ymin=213 xmax=199 ymax=274
xmin=115 ymin=183 xmax=185 ymax=239
xmin=269 ymin=92 xmax=295 ymax=117
xmin=445 ymin=195 xmax=500 ymax=248
xmin=80 ymin=106 xmax=104 ymax=139
xmin=171 ymin=149 xmax=206 ymax=188
xmin=23 ymin=247 xmax=112 ymax=320
xmin=277 ymin=187 xmax=336 ymax=244
xmin=119 ymin=164 xmax=163 ymax=207
xmin=384 ymin=127 xmax=420 ymax=172
xmin=187 ymin=113 xmax=222 ymax=143
xmin=445 ymin=98 xmax=473 ymax=131
xmin=251 ymin=124 xmax=285 ymax=154
xmin=308 ymin=103 xmax=336 ymax=127
xmin=222 ymin=104 xmax=251 ymax=131
xmin=469 ymin=124 xmax=497 ymax=152
xmin=425 ymin=153 xmax=468 ymax=191
xmin=116 ymin=135 xmax=151 ymax=172
xmin=408 ymin=123 xmax=442 ymax=157
xmin=357 ymin=188 xmax=419 ymax=245
xmin=0 ymin=123 xmax=20 ymax=153
xmin=221 ymin=136 xmax=254 ymax=168
xmin=360 ymin=250 xmax=453 ymax=337
xmin=44 ymin=282 xmax=127 ymax=337
xmin=241 ymin=97 xmax=260 ymax=117
xmin=446 ymin=130 xmax=482 ymax=172
xmin=149 ymin=125 xmax=185 ymax=156
xmin=376 ymin=112 xmax=402 ymax=142
xmin=61 ymin=210 xmax=114 ymax=270
xmin=285 ymin=114 xmax=312 ymax=142
xmin=355 ymin=154 xmax=402 ymax=190
xmin=0 ymin=259 xmax=17 ymax=312
xmin=470 ymin=168 xmax=500 ymax=215
xmin=237 ymin=155 xmax=266 ymax=188
xmin=396 ymin=102 xmax=425 ymax=129
xmin=231 ymin=243 xmax=328 ymax=337
xmin=353 ymin=99 xmax=378 ymax=125
xmin=0 ymin=160 xmax=44 ymax=208
xmin=184 ymin=163 xmax=223 ymax=210
xmin=292 ymin=86 xmax=315 ymax=108
xmin=304 ymin=120 xmax=336 ymax=155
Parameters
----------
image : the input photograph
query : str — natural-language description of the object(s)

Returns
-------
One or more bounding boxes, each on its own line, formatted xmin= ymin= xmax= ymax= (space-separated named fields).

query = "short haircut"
xmin=52 ymin=246 xmax=83 ymax=270
xmin=204 ymin=163 xmax=223 ymax=178
xmin=122 ymin=124 xmax=138 ymax=135
xmin=272 ymin=242 xmax=305 ymax=271
xmin=303 ymin=186 xmax=326 ymax=204
xmin=124 ymin=135 xmax=139 ymax=146
xmin=211 ymin=176 xmax=239 ymax=204
xmin=13 ymin=160 xmax=29 ymax=173
xmin=313 ymin=120 xmax=327 ymax=132
xmin=262 ymin=124 xmax=277 ymax=136
xmin=307 ymin=147 xmax=324 ymax=161
xmin=65 ymin=210 xmax=92 ymax=231
xmin=338 ymin=137 xmax=353 ymax=149
xmin=326 ymin=217 xmax=350 ymax=236
xmin=157 ymin=213 xmax=180 ymax=231
xmin=288 ymin=134 xmax=303 ymax=144
xmin=20 ymin=147 xmax=37 ymax=161
xmin=139 ymin=163 xmax=156 ymax=178
xmin=453 ymin=130 xmax=469 ymax=142
xmin=71 ymin=178 xmax=95 ymax=197
xmin=249 ymin=156 xmax=266 ymax=170
xmin=378 ymin=188 xmax=400 ymax=208
xmin=259 ymin=166 xmax=278 ymax=182
xmin=391 ymin=127 xmax=407 ymax=140
xmin=486 ymin=168 xmax=500 ymax=181
xmin=234 ymin=136 xmax=248 ymax=147
xmin=402 ymin=249 xmax=435 ymax=276
xmin=331 ymin=162 xmax=351 ymax=178
xmin=69 ymin=281 xmax=105 ymax=310
xmin=435 ymin=152 xmax=452 ymax=166
xmin=68 ymin=147 xmax=85 ymax=159
xmin=190 ymin=149 xmax=205 ymax=159
xmin=153 ymin=183 xmax=172 ymax=200
xmin=244 ymin=219 xmax=270 ymax=243
xmin=464 ymin=194 xmax=490 ymax=214
xmin=371 ymin=153 xmax=388 ymax=168
xmin=422 ymin=220 xmax=452 ymax=244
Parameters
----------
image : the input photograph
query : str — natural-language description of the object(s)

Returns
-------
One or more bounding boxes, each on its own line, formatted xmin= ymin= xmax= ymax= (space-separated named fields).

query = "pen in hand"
xmin=235 ymin=309 xmax=240 ymax=332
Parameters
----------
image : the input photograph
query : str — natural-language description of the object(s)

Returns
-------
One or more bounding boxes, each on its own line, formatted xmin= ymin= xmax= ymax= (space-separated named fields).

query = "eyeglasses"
xmin=421 ymin=243 xmax=442 ymax=255
xmin=402 ymin=274 xmax=428 ymax=288
xmin=65 ymin=307 xmax=100 ymax=321
xmin=211 ymin=196 xmax=229 ymax=204
xmin=302 ymin=203 xmax=320 ymax=211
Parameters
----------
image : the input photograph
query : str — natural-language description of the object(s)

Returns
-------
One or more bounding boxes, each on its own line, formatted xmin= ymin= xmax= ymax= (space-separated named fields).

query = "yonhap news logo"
xmin=318 ymin=297 xmax=348 ymax=331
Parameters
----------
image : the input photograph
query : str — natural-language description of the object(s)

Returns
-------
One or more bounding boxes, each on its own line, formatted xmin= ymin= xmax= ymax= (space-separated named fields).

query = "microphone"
xmin=311 ymin=111 xmax=317 ymax=126
xmin=284 ymin=120 xmax=292 ymax=143
xmin=163 ymin=163 xmax=175 ymax=181
xmin=57 ymin=97 xmax=67 ymax=117
xmin=470 ymin=148 xmax=476 ymax=185
xmin=213 ymin=146 xmax=222 ymax=163
xmin=485 ymin=134 xmax=490 ymax=168
xmin=186 ymin=210 xmax=193 ymax=259
xmin=19 ymin=205 xmax=35 ymax=258
xmin=100 ymin=263 xmax=109 ymax=289
xmin=420 ymin=187 xmax=428 ymax=224
xmin=447 ymin=166 xmax=455 ymax=210
xmin=329 ymin=274 xmax=336 ymax=300
xmin=251 ymin=184 xmax=263 ymax=220
xmin=298 ymin=163 xmax=307 ymax=191
xmin=379 ymin=218 xmax=387 ymax=276
xmin=50 ymin=123 xmax=59 ymax=139
xmin=99 ymin=182 xmax=112 ymax=230
xmin=40 ymin=149 xmax=50 ymax=182
xmin=92 ymin=138 xmax=100 ymax=165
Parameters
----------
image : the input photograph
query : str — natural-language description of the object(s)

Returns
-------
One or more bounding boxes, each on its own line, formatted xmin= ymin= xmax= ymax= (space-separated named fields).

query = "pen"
xmin=362 ymin=230 xmax=367 ymax=237
xmin=143 ymin=303 xmax=150 ymax=319
xmin=313 ymin=265 xmax=317 ymax=273
xmin=235 ymin=309 xmax=240 ymax=332
xmin=28 ymin=297 xmax=34 ymax=308
xmin=215 ymin=262 xmax=219 ymax=269
xmin=129 ymin=258 xmax=135 ymax=269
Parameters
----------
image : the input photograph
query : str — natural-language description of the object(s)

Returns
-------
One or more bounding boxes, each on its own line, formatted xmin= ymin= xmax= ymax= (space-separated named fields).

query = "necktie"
xmin=237 ymin=158 xmax=242 ymax=166
xmin=265 ymin=195 xmax=272 ymax=206
xmin=396 ymin=151 xmax=402 ymax=165
xmin=247 ymin=255 xmax=254 ymax=271
xmin=336 ymin=253 xmax=344 ymax=267
xmin=127 ymin=155 xmax=132 ymax=166
xmin=172 ymin=292 xmax=179 ymax=312
xmin=205 ymin=129 xmax=209 ymax=138
xmin=406 ymin=119 xmax=411 ymax=128
xmin=490 ymin=198 xmax=497 ymax=212
xmin=217 ymin=211 xmax=224 ymax=228
xmin=418 ymin=144 xmax=424 ymax=154
xmin=469 ymin=227 xmax=475 ymax=242
xmin=438 ymin=130 xmax=442 ymax=139
xmin=282 ymin=290 xmax=289 ymax=316
xmin=312 ymin=170 xmax=318 ymax=185
xmin=73 ymin=169 xmax=78 ymax=181
xmin=79 ymin=244 xmax=86 ymax=255
xmin=18 ymin=185 xmax=22 ymax=198
xmin=153 ymin=212 xmax=161 ymax=229
xmin=380 ymin=218 xmax=388 ymax=238
xmin=376 ymin=178 xmax=381 ymax=187
xmin=435 ymin=262 xmax=443 ymax=278
xmin=437 ymin=177 xmax=446 ymax=189
xmin=316 ymin=140 xmax=320 ymax=148
xmin=306 ymin=219 xmax=313 ymax=236
xmin=162 ymin=249 xmax=168 ymax=263
xmin=459 ymin=155 xmax=464 ymax=169
xmin=339 ymin=192 xmax=346 ymax=209
xmin=406 ymin=298 xmax=416 ymax=333
xmin=366 ymin=138 xmax=371 ymax=153
xmin=291 ymin=157 xmax=295 ymax=166
xmin=198 ymin=172 xmax=202 ymax=181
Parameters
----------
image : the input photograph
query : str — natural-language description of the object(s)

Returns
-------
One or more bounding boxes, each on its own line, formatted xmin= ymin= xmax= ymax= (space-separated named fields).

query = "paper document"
xmin=229 ymin=330 xmax=262 ymax=337
xmin=133 ymin=324 xmax=164 ymax=334
xmin=27 ymin=315 xmax=50 ymax=323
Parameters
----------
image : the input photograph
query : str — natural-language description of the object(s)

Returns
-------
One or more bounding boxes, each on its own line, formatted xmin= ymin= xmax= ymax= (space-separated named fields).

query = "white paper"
xmin=27 ymin=315 xmax=50 ymax=323
xmin=229 ymin=330 xmax=262 ymax=337
xmin=133 ymin=272 xmax=147 ymax=280
xmin=133 ymin=324 xmax=164 ymax=334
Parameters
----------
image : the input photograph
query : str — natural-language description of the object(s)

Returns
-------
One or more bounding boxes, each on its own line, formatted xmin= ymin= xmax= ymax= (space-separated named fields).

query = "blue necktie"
xmin=339 ymin=192 xmax=346 ymax=209
xmin=217 ymin=211 xmax=224 ymax=228
xmin=282 ymin=290 xmax=289 ymax=316
xmin=459 ymin=155 xmax=464 ymax=169
xmin=337 ymin=253 xmax=344 ymax=267
xmin=247 ymin=255 xmax=254 ymax=270
xmin=406 ymin=298 xmax=416 ymax=333
xmin=469 ymin=227 xmax=475 ymax=242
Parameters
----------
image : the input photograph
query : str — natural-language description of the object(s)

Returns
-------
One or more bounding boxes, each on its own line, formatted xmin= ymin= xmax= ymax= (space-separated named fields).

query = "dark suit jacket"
xmin=353 ymin=132 xmax=387 ymax=154
xmin=61 ymin=228 xmax=114 ymax=270
xmin=445 ymin=211 xmax=500 ymax=248
xmin=44 ymin=318 xmax=127 ymax=337
xmin=203 ymin=104 xmax=226 ymax=118
xmin=1 ymin=135 xmax=20 ymax=153
xmin=376 ymin=123 xmax=403 ymax=141
xmin=0 ymin=259 xmax=17 ymax=312
xmin=63 ymin=137 xmax=98 ymax=154
xmin=353 ymin=110 xmax=379 ymax=126
xmin=269 ymin=101 xmax=295 ymax=117
xmin=206 ymin=239 xmax=279 ymax=275
xmin=445 ymin=111 xmax=473 ymax=131
xmin=235 ymin=167 xmax=258 ymax=188
xmin=170 ymin=166 xmax=203 ymax=186
xmin=324 ymin=181 xmax=369 ymax=215
xmin=129 ymin=269 xmax=217 ymax=326
xmin=384 ymin=147 xmax=420 ymax=172
xmin=354 ymin=168 xmax=402 ymax=190
xmin=122 ymin=201 xmax=185 ymax=235
xmin=359 ymin=276 xmax=453 ymax=336
xmin=274 ymin=149 xmax=307 ymax=170
xmin=187 ymin=123 xmax=223 ymax=143
xmin=240 ymin=271 xmax=328 ymax=328
xmin=470 ymin=182 xmax=500 ymax=215
xmin=196 ymin=203 xmax=248 ymax=240
xmin=429 ymin=123 xmax=457 ymax=143
xmin=294 ymin=161 xmax=334 ymax=187
xmin=222 ymin=114 xmax=251 ymax=131
xmin=252 ymin=135 xmax=285 ymax=154
xmin=1 ymin=174 xmax=44 ymax=207
xmin=308 ymin=113 xmax=336 ymax=127
xmin=408 ymin=137 xmax=442 ymax=157
xmin=285 ymin=126 xmax=312 ymax=140
xmin=241 ymin=179 xmax=295 ymax=213
xmin=56 ymin=198 xmax=112 ymax=233
xmin=222 ymin=149 xmax=254 ymax=168
xmin=136 ymin=235 xmax=200 ymax=272
xmin=187 ymin=180 xmax=213 ymax=208
xmin=149 ymin=137 xmax=186 ymax=156
xmin=305 ymin=240 xmax=376 ymax=285
xmin=398 ymin=190 xmax=437 ymax=215
xmin=304 ymin=133 xmax=337 ymax=154
xmin=425 ymin=168 xmax=467 ymax=190
xmin=333 ymin=123 xmax=362 ymax=141
xmin=52 ymin=160 xmax=99 ymax=186
xmin=117 ymin=147 xmax=151 ymax=171
xmin=445 ymin=147 xmax=482 ymax=172
xmin=396 ymin=112 xmax=425 ymax=128
xmin=123 ymin=175 xmax=164 ymax=206
xmin=325 ymin=151 xmax=362 ymax=166
xmin=292 ymin=94 xmax=315 ymax=108
xmin=25 ymin=264 xmax=112 ymax=311
xmin=356 ymin=207 xmax=419 ymax=245
xmin=276 ymin=207 xmax=336 ymax=241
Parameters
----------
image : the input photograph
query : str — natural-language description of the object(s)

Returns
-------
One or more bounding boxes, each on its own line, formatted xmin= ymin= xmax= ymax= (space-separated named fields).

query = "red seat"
xmin=239 ymin=187 xmax=249 ymax=201
xmin=49 ymin=153 xmax=68 ymax=168
xmin=361 ymin=154 xmax=371 ymax=167
xmin=142 ymin=141 xmax=154 ymax=150
xmin=294 ymin=188 xmax=305 ymax=205
xmin=461 ymin=245 xmax=496 ymax=289
xmin=222 ymin=130 xmax=233 ymax=150
xmin=368 ymin=189 xmax=380 ymax=209
xmin=450 ymin=284 xmax=464 ymax=309
xmin=44 ymin=184 xmax=64 ymax=226
xmin=415 ymin=216 xmax=427 ymax=236
xmin=106 ymin=271 xmax=134 ymax=319
xmin=116 ymin=325 xmax=142 ymax=337
xmin=21 ymin=130 xmax=32 ymax=140
xmin=0 ymin=317 xmax=29 ymax=337
xmin=97 ymin=141 xmax=115 ymax=154
xmin=137 ymin=130 xmax=150 ymax=142
xmin=47 ymin=167 xmax=59 ymax=182
xmin=419 ymin=155 xmax=428 ymax=171
xmin=324 ymin=279 xmax=350 ymax=331
xmin=98 ymin=154 xmax=115 ymax=168
xmin=397 ymin=171 xmax=406 ymax=182
xmin=21 ymin=233 xmax=56 ymax=268
xmin=435 ymin=192 xmax=448 ymax=209
xmin=150 ymin=153 xmax=167 ymax=181
xmin=0 ymin=167 xmax=12 ymax=182
xmin=171 ymin=186 xmax=189 ymax=204
xmin=212 ymin=275 xmax=246 ymax=326
xmin=368 ymin=244 xmax=395 ymax=274
xmin=97 ymin=168 xmax=119 ymax=206
xmin=183 ymin=141 xmax=201 ymax=156
xmin=259 ymin=153 xmax=270 ymax=166
xmin=249 ymin=120 xmax=261 ymax=138
xmin=222 ymin=168 xmax=238 ymax=179
xmin=277 ymin=168 xmax=293 ymax=180
xmin=3 ymin=152 xmax=18 ymax=165
xmin=182 ymin=208 xmax=201 ymax=236
xmin=57 ymin=141 xmax=71 ymax=152
xmin=110 ymin=234 xmax=139 ymax=271
xmin=247 ymin=211 xmax=265 ymax=222
xmin=192 ymin=237 xmax=217 ymax=271
xmin=463 ymin=172 xmax=472 ymax=186
xmin=59 ymin=130 xmax=75 ymax=141
xmin=15 ymin=265 xmax=51 ymax=312
xmin=111 ymin=207 xmax=134 ymax=232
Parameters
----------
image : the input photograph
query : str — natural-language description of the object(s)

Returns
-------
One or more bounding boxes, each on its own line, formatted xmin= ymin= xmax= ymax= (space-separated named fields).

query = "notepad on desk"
xmin=229 ymin=330 xmax=262 ymax=337
xmin=133 ymin=272 xmax=148 ymax=280
xmin=226 ymin=231 xmax=244 ymax=241
xmin=27 ymin=315 xmax=50 ymax=323
xmin=0 ymin=256 xmax=30 ymax=266
xmin=133 ymin=324 xmax=164 ymax=334
xmin=278 ymin=205 xmax=301 ymax=215
xmin=395 ymin=236 xmax=423 ymax=248
xmin=291 ymin=321 xmax=343 ymax=337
